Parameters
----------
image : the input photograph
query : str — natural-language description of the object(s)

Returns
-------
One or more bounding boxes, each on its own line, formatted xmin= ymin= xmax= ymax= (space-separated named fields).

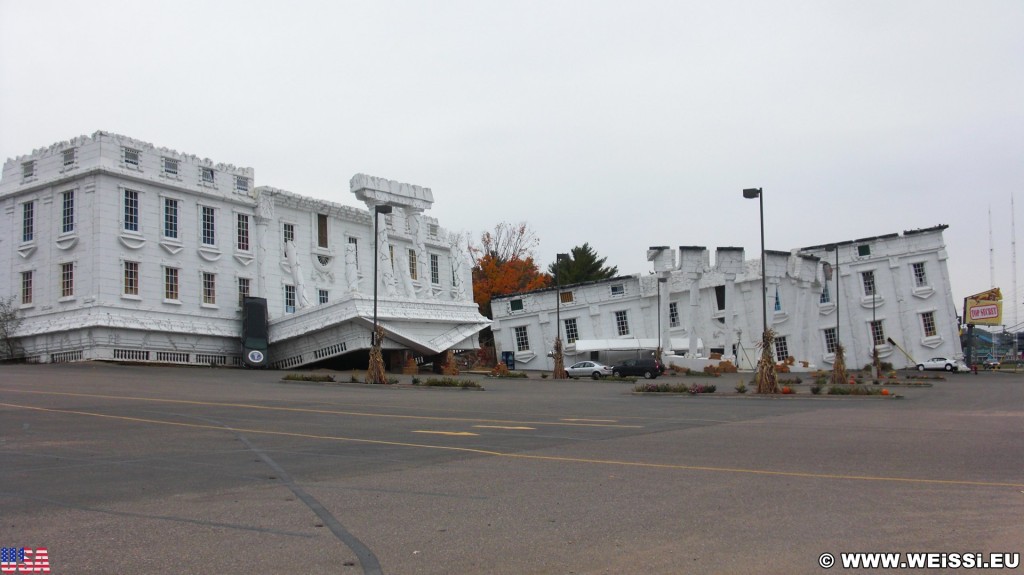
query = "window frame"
xmin=122 ymin=147 xmax=141 ymax=169
xmin=21 ymin=201 xmax=35 ymax=243
xmin=564 ymin=317 xmax=579 ymax=344
xmin=20 ymin=270 xmax=33 ymax=306
xmin=236 ymin=213 xmax=251 ymax=252
xmin=430 ymin=253 xmax=440 ymax=284
xmin=614 ymin=310 xmax=630 ymax=336
xmin=123 ymin=260 xmax=140 ymax=297
xmin=201 ymin=272 xmax=217 ymax=306
xmin=123 ymin=189 xmax=140 ymax=233
xmin=59 ymin=262 xmax=74 ymax=299
xmin=200 ymin=205 xmax=217 ymax=247
xmin=284 ymin=284 xmax=296 ymax=313
xmin=164 ymin=267 xmax=180 ymax=302
xmin=163 ymin=197 xmax=180 ymax=240
xmin=60 ymin=190 xmax=75 ymax=234
xmin=921 ymin=311 xmax=937 ymax=338
xmin=513 ymin=325 xmax=530 ymax=351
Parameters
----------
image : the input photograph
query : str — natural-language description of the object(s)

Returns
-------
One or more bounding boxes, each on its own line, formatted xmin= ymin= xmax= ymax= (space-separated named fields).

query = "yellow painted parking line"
xmin=0 ymin=388 xmax=642 ymax=429
xmin=412 ymin=431 xmax=479 ymax=437
xmin=561 ymin=418 xmax=617 ymax=423
xmin=3 ymin=401 xmax=1023 ymax=490
xmin=472 ymin=425 xmax=536 ymax=430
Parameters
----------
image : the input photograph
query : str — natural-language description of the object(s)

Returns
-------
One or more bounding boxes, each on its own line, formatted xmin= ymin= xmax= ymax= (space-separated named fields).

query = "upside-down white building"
xmin=0 ymin=132 xmax=489 ymax=368
xmin=490 ymin=227 xmax=962 ymax=372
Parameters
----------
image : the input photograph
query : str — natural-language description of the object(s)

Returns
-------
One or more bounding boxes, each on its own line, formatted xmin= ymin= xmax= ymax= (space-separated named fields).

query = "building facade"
xmin=0 ymin=132 xmax=488 ymax=367
xmin=491 ymin=227 xmax=962 ymax=371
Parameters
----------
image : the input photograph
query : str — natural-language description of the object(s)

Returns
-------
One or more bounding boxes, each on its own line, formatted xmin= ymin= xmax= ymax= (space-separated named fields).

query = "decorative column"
xmin=372 ymin=203 xmax=398 ymax=298
xmin=716 ymin=248 xmax=745 ymax=361
xmin=406 ymin=207 xmax=432 ymax=299
xmin=254 ymin=191 xmax=275 ymax=298
xmin=679 ymin=246 xmax=708 ymax=357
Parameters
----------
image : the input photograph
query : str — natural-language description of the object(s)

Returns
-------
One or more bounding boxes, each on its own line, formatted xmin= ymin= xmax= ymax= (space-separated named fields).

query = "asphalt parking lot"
xmin=1 ymin=363 xmax=1022 ymax=574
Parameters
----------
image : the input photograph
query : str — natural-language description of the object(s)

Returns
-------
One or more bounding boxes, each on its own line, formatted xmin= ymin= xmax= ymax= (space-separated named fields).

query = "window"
xmin=162 ymin=157 xmax=179 ymax=176
xmin=669 ymin=302 xmax=680 ymax=327
xmin=22 ymin=201 xmax=35 ymax=242
xmin=201 ymin=167 xmax=215 ymax=185
xmin=61 ymin=191 xmax=75 ymax=234
xmin=238 ymin=277 xmax=250 ymax=306
xmin=202 ymin=272 xmax=216 ymax=305
xmin=164 ymin=267 xmax=180 ymax=301
xmin=559 ymin=291 xmax=574 ymax=304
xmin=774 ymin=336 xmax=789 ymax=361
xmin=610 ymin=284 xmax=625 ymax=296
xmin=858 ymin=244 xmax=871 ymax=257
xmin=921 ymin=311 xmax=937 ymax=337
xmin=820 ymin=280 xmax=831 ymax=304
xmin=349 ymin=237 xmax=359 ymax=268
xmin=236 ymin=214 xmax=250 ymax=251
xmin=62 ymin=148 xmax=76 ymax=167
xmin=514 ymin=325 xmax=530 ymax=351
xmin=163 ymin=198 xmax=179 ymax=239
xmin=564 ymin=318 xmax=579 ymax=344
xmin=774 ymin=287 xmax=782 ymax=312
xmin=510 ymin=299 xmax=524 ymax=312
xmin=283 ymin=223 xmax=294 ymax=245
xmin=21 ymin=271 xmax=33 ymax=305
xmin=427 ymin=223 xmax=439 ymax=237
xmin=715 ymin=285 xmax=726 ymax=311
xmin=317 ymin=214 xmax=329 ymax=248
xmin=22 ymin=161 xmax=35 ymax=180
xmin=60 ymin=262 xmax=74 ymax=298
xmin=408 ymin=249 xmax=417 ymax=279
xmin=201 ymin=206 xmax=216 ymax=246
xmin=823 ymin=327 xmax=838 ymax=354
xmin=430 ymin=253 xmax=440 ymax=284
xmin=861 ymin=270 xmax=876 ymax=296
xmin=123 ymin=147 xmax=140 ymax=168
xmin=123 ymin=261 xmax=140 ymax=296
xmin=318 ymin=289 xmax=329 ymax=304
xmin=235 ymin=175 xmax=249 ymax=194
xmin=615 ymin=310 xmax=630 ymax=336
xmin=912 ymin=262 xmax=928 ymax=288
xmin=389 ymin=245 xmax=394 ymax=270
xmin=124 ymin=189 xmax=139 ymax=232
xmin=284 ymin=284 xmax=296 ymax=313
xmin=869 ymin=320 xmax=885 ymax=346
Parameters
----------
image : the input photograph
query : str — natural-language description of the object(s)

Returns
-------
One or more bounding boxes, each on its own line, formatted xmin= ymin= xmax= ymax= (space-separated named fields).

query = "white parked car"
xmin=566 ymin=361 xmax=614 ymax=379
xmin=915 ymin=357 xmax=968 ymax=372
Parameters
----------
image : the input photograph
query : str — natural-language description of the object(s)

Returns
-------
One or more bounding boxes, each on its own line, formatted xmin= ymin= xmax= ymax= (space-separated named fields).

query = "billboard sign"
xmin=964 ymin=288 xmax=1002 ymax=326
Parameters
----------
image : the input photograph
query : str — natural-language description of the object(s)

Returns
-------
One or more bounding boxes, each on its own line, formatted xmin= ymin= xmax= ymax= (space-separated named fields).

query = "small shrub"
xmin=810 ymin=384 xmax=823 ymax=395
xmin=420 ymin=377 xmax=483 ymax=389
xmin=412 ymin=376 xmax=421 ymax=385
xmin=540 ymin=373 xmax=548 ymax=379
xmin=735 ymin=380 xmax=748 ymax=394
xmin=350 ymin=372 xmax=361 ymax=383
xmin=282 ymin=373 xmax=335 ymax=383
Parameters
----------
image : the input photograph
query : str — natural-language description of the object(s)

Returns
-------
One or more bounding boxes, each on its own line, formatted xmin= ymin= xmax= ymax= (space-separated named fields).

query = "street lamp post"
xmin=744 ymin=187 xmax=778 ymax=392
xmin=743 ymin=188 xmax=767 ymax=338
xmin=552 ymin=253 xmax=570 ymax=379
xmin=367 ymin=204 xmax=392 ymax=384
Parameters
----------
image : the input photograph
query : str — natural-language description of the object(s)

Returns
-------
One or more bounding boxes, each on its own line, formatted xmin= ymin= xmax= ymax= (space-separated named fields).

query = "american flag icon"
xmin=0 ymin=547 xmax=50 ymax=573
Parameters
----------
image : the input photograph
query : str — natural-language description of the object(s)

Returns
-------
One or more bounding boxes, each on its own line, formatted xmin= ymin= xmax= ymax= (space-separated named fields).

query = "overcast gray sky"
xmin=3 ymin=0 xmax=1022 ymax=327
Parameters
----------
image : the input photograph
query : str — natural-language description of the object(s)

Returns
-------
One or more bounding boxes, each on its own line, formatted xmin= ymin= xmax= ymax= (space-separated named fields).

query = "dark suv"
xmin=611 ymin=358 xmax=665 ymax=379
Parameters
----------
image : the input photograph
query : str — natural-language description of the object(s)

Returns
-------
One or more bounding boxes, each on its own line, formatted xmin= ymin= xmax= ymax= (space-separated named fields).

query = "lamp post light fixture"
xmin=367 ymin=203 xmax=392 ymax=385
xmin=552 ymin=253 xmax=570 ymax=379
xmin=745 ymin=186 xmax=770 ymax=337
xmin=372 ymin=204 xmax=393 ymax=346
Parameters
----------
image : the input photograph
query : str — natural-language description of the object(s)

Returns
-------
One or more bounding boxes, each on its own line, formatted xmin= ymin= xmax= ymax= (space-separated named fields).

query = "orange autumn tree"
xmin=469 ymin=222 xmax=551 ymax=330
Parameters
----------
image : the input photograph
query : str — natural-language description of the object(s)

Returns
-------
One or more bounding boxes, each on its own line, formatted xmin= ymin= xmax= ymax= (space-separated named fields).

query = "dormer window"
xmin=162 ymin=157 xmax=179 ymax=176
xmin=201 ymin=167 xmax=215 ymax=185
xmin=123 ymin=147 xmax=140 ymax=168
xmin=62 ymin=148 xmax=76 ymax=167
xmin=22 ymin=160 xmax=36 ymax=180
xmin=610 ymin=284 xmax=625 ymax=297
xmin=235 ymin=175 xmax=250 ymax=194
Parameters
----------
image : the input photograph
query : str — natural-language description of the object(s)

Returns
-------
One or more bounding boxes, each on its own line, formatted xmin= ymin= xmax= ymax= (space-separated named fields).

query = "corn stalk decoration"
xmin=831 ymin=342 xmax=848 ymax=386
xmin=366 ymin=324 xmax=388 ymax=384
xmin=755 ymin=329 xmax=779 ymax=394
xmin=551 ymin=336 xmax=567 ymax=379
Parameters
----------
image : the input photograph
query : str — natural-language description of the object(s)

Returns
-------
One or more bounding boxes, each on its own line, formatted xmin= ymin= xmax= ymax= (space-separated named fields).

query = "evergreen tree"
xmin=547 ymin=243 xmax=619 ymax=285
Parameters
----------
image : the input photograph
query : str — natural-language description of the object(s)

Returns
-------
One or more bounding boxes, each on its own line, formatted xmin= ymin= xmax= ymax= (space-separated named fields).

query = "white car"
xmin=915 ymin=357 xmax=968 ymax=372
xmin=566 ymin=361 xmax=614 ymax=379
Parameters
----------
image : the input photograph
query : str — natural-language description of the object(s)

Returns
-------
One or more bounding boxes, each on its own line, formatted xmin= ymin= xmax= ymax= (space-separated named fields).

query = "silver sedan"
xmin=566 ymin=361 xmax=614 ymax=379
